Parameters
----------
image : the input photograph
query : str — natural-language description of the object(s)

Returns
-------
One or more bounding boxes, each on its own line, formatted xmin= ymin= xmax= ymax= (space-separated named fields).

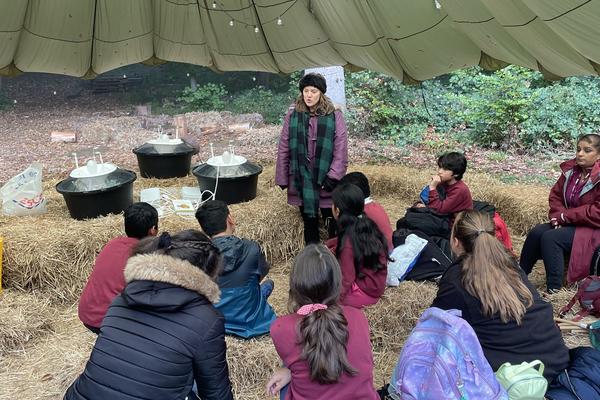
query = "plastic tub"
xmin=192 ymin=162 xmax=262 ymax=204
xmin=56 ymin=169 xmax=137 ymax=220
xmin=133 ymin=141 xmax=198 ymax=179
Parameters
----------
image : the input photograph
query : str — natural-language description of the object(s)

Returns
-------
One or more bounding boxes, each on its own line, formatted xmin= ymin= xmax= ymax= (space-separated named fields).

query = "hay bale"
xmin=225 ymin=336 xmax=279 ymax=399
xmin=355 ymin=165 xmax=549 ymax=236
xmin=0 ymin=163 xmax=553 ymax=303
xmin=0 ymin=290 xmax=57 ymax=355
xmin=0 ymin=171 xmax=302 ymax=303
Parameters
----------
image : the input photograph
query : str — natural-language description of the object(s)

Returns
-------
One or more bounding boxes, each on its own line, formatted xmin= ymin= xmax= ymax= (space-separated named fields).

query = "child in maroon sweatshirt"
xmin=418 ymin=152 xmax=473 ymax=227
xmin=326 ymin=183 xmax=389 ymax=308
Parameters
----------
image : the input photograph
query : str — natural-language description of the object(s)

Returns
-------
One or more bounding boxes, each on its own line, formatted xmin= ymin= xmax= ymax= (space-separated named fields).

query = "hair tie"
xmin=297 ymin=304 xmax=328 ymax=316
xmin=158 ymin=232 xmax=172 ymax=249
xmin=476 ymin=229 xmax=486 ymax=236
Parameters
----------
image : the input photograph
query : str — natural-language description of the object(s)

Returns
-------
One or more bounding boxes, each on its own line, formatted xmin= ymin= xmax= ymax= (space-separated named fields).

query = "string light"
xmin=123 ymin=74 xmax=127 ymax=78
xmin=53 ymin=91 xmax=57 ymax=95
xmin=229 ymin=19 xmax=234 ymax=27
xmin=186 ymin=73 xmax=190 ymax=77
xmin=277 ymin=17 xmax=283 ymax=25
xmin=254 ymin=26 xmax=259 ymax=33
xmin=212 ymin=0 xmax=217 ymax=8
xmin=252 ymin=77 xmax=256 ymax=81
xmin=13 ymin=99 xmax=17 ymax=104
xmin=434 ymin=0 xmax=442 ymax=9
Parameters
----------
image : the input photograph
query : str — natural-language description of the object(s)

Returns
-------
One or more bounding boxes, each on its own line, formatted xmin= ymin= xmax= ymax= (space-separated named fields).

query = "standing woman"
xmin=276 ymin=73 xmax=348 ymax=244
xmin=520 ymin=133 xmax=600 ymax=291
xmin=64 ymin=230 xmax=233 ymax=400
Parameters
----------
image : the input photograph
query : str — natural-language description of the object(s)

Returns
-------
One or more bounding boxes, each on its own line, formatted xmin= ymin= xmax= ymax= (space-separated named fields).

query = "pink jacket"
xmin=275 ymin=107 xmax=348 ymax=208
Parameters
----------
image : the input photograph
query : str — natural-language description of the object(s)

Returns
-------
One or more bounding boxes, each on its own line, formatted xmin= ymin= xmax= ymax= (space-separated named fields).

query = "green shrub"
xmin=177 ymin=83 xmax=227 ymax=112
xmin=228 ymin=87 xmax=292 ymax=124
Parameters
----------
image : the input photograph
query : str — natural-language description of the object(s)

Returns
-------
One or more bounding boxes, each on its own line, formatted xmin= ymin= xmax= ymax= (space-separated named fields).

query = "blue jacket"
xmin=546 ymin=347 xmax=600 ymax=400
xmin=213 ymin=235 xmax=276 ymax=338
xmin=64 ymin=254 xmax=233 ymax=400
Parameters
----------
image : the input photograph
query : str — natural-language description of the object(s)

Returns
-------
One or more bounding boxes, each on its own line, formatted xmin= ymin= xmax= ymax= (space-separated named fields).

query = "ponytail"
xmin=298 ymin=305 xmax=357 ymax=383
xmin=333 ymin=184 xmax=389 ymax=276
xmin=454 ymin=211 xmax=533 ymax=324
xmin=289 ymin=244 xmax=357 ymax=383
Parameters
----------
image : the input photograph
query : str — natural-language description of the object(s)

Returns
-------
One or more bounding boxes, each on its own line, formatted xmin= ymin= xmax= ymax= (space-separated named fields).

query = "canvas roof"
xmin=1 ymin=0 xmax=599 ymax=80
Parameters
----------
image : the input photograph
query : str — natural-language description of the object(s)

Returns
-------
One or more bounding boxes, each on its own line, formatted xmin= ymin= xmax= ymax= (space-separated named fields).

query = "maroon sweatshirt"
xmin=428 ymin=180 xmax=473 ymax=226
xmin=78 ymin=236 xmax=139 ymax=328
xmin=326 ymin=236 xmax=387 ymax=301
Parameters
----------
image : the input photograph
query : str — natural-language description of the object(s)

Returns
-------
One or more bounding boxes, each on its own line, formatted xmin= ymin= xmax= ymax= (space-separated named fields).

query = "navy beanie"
xmin=299 ymin=73 xmax=327 ymax=94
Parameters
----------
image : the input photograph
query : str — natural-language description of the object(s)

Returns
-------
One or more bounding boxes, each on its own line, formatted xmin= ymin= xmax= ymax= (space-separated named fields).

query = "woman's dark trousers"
xmin=519 ymin=223 xmax=576 ymax=290
xmin=299 ymin=206 xmax=337 ymax=244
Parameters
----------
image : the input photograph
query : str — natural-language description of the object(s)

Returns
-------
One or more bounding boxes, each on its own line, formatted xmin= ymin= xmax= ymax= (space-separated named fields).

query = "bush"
xmin=345 ymin=71 xmax=430 ymax=145
xmin=228 ymin=87 xmax=292 ymax=124
xmin=177 ymin=83 xmax=227 ymax=112
xmin=520 ymin=77 xmax=600 ymax=148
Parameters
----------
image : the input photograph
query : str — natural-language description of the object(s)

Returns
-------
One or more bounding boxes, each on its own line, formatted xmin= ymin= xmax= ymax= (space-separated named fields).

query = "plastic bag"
xmin=0 ymin=163 xmax=47 ymax=216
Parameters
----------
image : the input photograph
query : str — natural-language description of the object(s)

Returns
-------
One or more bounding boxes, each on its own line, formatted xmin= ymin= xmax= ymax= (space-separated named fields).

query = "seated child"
xmin=195 ymin=200 xmax=276 ymax=338
xmin=418 ymin=151 xmax=473 ymax=226
xmin=267 ymin=244 xmax=380 ymax=400
xmin=78 ymin=202 xmax=158 ymax=334
xmin=326 ymin=183 xmax=388 ymax=308
xmin=432 ymin=210 xmax=569 ymax=382
xmin=340 ymin=171 xmax=393 ymax=251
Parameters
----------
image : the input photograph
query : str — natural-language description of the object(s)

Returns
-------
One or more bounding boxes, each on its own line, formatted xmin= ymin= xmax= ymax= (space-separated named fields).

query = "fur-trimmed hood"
xmin=124 ymin=253 xmax=220 ymax=304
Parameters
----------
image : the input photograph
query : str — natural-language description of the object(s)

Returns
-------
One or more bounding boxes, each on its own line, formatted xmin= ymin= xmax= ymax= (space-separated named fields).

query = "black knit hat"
xmin=299 ymin=73 xmax=327 ymax=94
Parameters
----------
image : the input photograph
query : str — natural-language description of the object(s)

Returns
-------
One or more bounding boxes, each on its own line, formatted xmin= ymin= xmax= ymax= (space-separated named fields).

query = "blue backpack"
xmin=389 ymin=307 xmax=508 ymax=400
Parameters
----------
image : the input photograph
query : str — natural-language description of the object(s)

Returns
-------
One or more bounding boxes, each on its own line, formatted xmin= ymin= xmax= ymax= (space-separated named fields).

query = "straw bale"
xmin=0 ymin=290 xmax=57 ymax=356
xmin=354 ymin=165 xmax=549 ymax=236
xmin=0 ymin=170 xmax=302 ymax=303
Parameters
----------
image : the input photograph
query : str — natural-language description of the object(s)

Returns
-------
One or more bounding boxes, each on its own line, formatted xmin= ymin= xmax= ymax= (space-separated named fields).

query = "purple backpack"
xmin=389 ymin=307 xmax=508 ymax=400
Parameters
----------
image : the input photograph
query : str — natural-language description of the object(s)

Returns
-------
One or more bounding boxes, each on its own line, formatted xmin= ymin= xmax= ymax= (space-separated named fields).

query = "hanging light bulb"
xmin=434 ymin=0 xmax=442 ymax=9
xmin=254 ymin=26 xmax=259 ymax=33
xmin=252 ymin=76 xmax=256 ymax=81
xmin=186 ymin=73 xmax=190 ymax=77
xmin=53 ymin=91 xmax=57 ymax=95
xmin=212 ymin=1 xmax=217 ymax=9
xmin=229 ymin=19 xmax=234 ymax=27
xmin=277 ymin=16 xmax=283 ymax=25
xmin=13 ymin=99 xmax=17 ymax=104
xmin=123 ymin=74 xmax=127 ymax=78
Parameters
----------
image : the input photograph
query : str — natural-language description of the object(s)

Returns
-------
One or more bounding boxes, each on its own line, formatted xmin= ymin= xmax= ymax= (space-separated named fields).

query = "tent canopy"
xmin=1 ymin=0 xmax=600 ymax=81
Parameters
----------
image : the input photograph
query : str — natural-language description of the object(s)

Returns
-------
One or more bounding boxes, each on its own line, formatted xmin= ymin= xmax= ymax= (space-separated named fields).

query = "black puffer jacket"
xmin=64 ymin=254 xmax=234 ymax=400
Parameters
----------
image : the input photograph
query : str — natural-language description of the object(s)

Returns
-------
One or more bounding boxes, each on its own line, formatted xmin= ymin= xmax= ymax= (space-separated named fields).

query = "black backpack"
xmin=396 ymin=207 xmax=451 ymax=238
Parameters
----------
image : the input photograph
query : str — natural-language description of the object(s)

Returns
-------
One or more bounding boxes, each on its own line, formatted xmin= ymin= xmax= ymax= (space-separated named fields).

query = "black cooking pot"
xmin=56 ymin=169 xmax=137 ymax=220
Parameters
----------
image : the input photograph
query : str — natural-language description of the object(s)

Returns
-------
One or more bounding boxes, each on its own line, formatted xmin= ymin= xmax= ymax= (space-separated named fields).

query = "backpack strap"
xmin=559 ymin=292 xmax=581 ymax=317
xmin=559 ymin=277 xmax=593 ymax=317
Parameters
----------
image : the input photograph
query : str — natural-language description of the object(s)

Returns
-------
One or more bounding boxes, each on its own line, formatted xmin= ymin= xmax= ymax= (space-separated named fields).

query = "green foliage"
xmin=346 ymin=66 xmax=600 ymax=150
xmin=520 ymin=77 xmax=600 ymax=147
xmin=178 ymin=83 xmax=228 ymax=112
xmin=345 ymin=71 xmax=429 ymax=145
xmin=442 ymin=66 xmax=538 ymax=147
xmin=228 ymin=87 xmax=292 ymax=124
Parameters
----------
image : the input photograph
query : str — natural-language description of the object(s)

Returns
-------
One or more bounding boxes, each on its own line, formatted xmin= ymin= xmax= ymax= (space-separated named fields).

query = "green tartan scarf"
xmin=289 ymin=111 xmax=336 ymax=218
